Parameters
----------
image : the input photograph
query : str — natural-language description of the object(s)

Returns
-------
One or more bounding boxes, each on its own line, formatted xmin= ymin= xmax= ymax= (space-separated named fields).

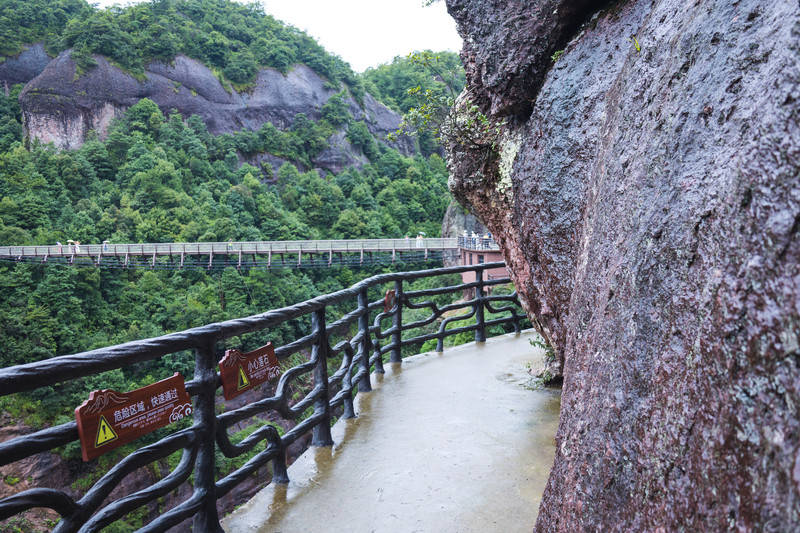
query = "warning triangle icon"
xmin=95 ymin=415 xmax=119 ymax=447
xmin=237 ymin=366 xmax=250 ymax=390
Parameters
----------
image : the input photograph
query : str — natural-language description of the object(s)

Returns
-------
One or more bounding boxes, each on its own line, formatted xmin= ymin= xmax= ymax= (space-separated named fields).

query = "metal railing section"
xmin=0 ymin=262 xmax=524 ymax=532
xmin=0 ymin=238 xmax=459 ymax=261
xmin=457 ymin=235 xmax=499 ymax=250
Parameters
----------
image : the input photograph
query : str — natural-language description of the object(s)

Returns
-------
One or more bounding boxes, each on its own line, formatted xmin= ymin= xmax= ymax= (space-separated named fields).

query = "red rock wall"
xmin=445 ymin=0 xmax=800 ymax=530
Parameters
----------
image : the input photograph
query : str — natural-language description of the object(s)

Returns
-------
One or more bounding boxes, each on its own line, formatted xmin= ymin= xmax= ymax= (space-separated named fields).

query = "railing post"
xmin=271 ymin=448 xmax=289 ymax=484
xmin=311 ymin=308 xmax=334 ymax=447
xmin=357 ymin=289 xmax=372 ymax=392
xmin=475 ymin=269 xmax=486 ymax=343
xmin=390 ymin=280 xmax=403 ymax=363
xmin=372 ymin=336 xmax=385 ymax=374
xmin=192 ymin=340 xmax=223 ymax=532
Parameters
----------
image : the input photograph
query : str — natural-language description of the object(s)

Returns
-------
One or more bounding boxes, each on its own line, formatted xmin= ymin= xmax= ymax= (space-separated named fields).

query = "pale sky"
xmin=92 ymin=0 xmax=463 ymax=72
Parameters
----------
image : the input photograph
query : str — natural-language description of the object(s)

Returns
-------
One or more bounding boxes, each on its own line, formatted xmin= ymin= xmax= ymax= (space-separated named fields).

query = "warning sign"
xmin=219 ymin=342 xmax=280 ymax=400
xmin=75 ymin=373 xmax=192 ymax=461
xmin=237 ymin=366 xmax=250 ymax=390
xmin=95 ymin=415 xmax=118 ymax=447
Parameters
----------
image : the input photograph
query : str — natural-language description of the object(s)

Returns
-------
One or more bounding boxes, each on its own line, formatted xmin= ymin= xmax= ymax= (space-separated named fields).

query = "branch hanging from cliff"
xmin=389 ymin=51 xmax=503 ymax=156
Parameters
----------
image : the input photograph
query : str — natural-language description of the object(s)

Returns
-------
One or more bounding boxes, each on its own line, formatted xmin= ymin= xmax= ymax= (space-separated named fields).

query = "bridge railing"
xmin=457 ymin=235 xmax=499 ymax=250
xmin=0 ymin=262 xmax=525 ymax=532
xmin=0 ymin=238 xmax=460 ymax=260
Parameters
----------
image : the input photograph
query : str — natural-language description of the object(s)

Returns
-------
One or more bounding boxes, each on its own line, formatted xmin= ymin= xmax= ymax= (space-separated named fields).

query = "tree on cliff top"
xmin=0 ymin=0 xmax=90 ymax=56
xmin=0 ymin=0 xmax=364 ymax=95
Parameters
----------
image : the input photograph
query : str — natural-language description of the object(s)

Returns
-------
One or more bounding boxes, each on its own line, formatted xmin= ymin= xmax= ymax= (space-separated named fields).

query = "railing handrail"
xmin=457 ymin=235 xmax=499 ymax=250
xmin=0 ymin=262 xmax=506 ymax=396
xmin=0 ymin=237 xmax=461 ymax=258
xmin=0 ymin=261 xmax=523 ymax=532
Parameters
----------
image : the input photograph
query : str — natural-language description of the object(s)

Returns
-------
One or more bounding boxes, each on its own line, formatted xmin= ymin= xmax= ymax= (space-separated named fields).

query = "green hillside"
xmin=0 ymin=0 xmax=362 ymax=94
xmin=0 ymin=0 xmax=467 ymax=430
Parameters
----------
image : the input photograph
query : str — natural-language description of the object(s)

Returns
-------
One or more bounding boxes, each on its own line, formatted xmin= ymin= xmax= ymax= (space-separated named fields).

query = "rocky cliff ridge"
xmin=7 ymin=47 xmax=412 ymax=174
xmin=445 ymin=0 xmax=800 ymax=530
xmin=0 ymin=44 xmax=51 ymax=88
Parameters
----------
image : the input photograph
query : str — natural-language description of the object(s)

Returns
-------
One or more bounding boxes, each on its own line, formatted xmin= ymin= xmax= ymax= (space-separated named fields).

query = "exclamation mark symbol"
xmin=95 ymin=415 xmax=119 ymax=447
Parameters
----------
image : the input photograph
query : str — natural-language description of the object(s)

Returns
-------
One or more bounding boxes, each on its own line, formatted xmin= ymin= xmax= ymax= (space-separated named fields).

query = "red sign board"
xmin=384 ymin=289 xmax=396 ymax=313
xmin=75 ymin=373 xmax=192 ymax=461
xmin=219 ymin=342 xmax=280 ymax=400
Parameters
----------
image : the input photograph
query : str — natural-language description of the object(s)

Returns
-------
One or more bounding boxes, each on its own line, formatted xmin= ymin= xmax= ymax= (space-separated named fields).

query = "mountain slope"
xmin=19 ymin=50 xmax=413 ymax=172
xmin=0 ymin=0 xmax=415 ymax=174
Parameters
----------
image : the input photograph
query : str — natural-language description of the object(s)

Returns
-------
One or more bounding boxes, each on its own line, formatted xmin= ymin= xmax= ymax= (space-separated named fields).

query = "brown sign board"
xmin=75 ymin=373 xmax=192 ymax=462
xmin=219 ymin=342 xmax=280 ymax=400
xmin=384 ymin=289 xmax=396 ymax=313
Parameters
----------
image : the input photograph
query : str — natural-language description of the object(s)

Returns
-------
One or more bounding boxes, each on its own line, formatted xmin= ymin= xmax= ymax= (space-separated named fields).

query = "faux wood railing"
xmin=0 ymin=262 xmax=523 ymax=532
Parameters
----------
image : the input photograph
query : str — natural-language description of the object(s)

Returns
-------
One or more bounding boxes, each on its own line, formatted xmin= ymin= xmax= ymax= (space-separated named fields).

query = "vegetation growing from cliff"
xmin=382 ymin=51 xmax=501 ymax=164
xmin=361 ymin=51 xmax=464 ymax=114
xmin=363 ymin=51 xmax=465 ymax=155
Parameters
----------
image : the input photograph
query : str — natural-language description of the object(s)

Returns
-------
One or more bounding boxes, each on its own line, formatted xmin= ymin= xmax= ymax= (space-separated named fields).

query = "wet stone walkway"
xmin=223 ymin=330 xmax=560 ymax=533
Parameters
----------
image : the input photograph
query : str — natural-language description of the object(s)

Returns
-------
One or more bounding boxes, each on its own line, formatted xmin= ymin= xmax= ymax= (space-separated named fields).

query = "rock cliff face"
xmin=441 ymin=201 xmax=486 ymax=239
xmin=0 ymin=44 xmax=51 ymax=88
xmin=440 ymin=201 xmax=487 ymax=266
xmin=14 ymin=49 xmax=412 ymax=172
xmin=445 ymin=0 xmax=800 ymax=530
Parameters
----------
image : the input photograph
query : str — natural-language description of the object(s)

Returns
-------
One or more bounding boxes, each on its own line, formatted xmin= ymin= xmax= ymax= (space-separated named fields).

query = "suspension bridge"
xmin=0 ymin=237 xmax=500 ymax=270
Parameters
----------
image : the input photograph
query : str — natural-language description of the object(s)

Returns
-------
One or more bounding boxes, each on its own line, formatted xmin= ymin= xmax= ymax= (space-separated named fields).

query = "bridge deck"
xmin=223 ymin=330 xmax=559 ymax=533
xmin=0 ymin=238 xmax=464 ymax=258
xmin=0 ymin=238 xmax=499 ymax=262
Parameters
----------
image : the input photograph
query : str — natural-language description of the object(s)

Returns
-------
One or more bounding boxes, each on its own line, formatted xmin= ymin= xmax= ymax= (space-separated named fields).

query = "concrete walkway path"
xmin=223 ymin=330 xmax=560 ymax=533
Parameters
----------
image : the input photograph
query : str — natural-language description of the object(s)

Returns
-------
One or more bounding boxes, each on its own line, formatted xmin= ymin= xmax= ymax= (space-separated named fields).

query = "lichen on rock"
xmin=496 ymin=130 xmax=521 ymax=201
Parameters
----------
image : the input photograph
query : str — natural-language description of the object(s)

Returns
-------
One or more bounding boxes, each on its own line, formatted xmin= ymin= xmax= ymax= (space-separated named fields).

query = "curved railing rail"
xmin=0 ymin=262 xmax=525 ymax=532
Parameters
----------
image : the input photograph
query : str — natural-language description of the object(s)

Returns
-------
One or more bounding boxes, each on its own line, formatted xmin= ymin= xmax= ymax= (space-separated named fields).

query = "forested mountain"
xmin=0 ymin=0 xmax=359 ymax=90
xmin=0 ymin=0 xmax=462 ymax=382
xmin=0 ymin=4 xmax=471 ymax=525
xmin=0 ymin=2 xmax=513 ymax=530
